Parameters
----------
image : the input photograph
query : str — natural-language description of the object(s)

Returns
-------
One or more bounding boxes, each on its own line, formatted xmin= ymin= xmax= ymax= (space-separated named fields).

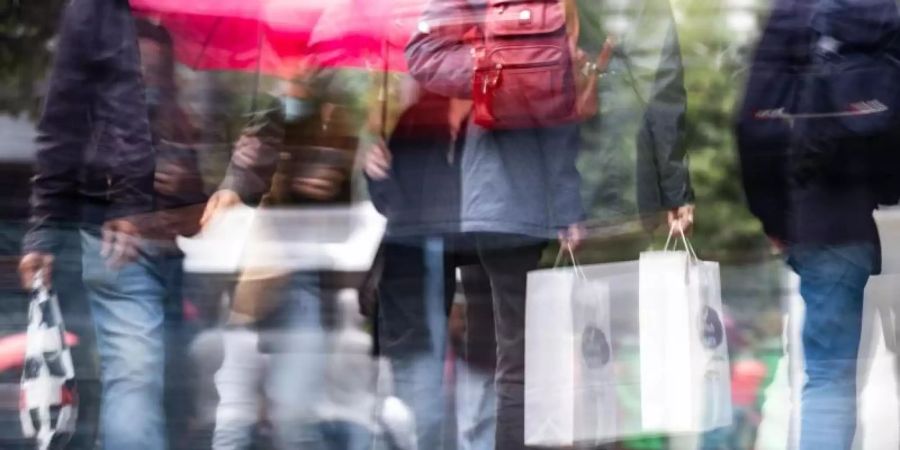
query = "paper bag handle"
xmin=553 ymin=243 xmax=587 ymax=280
xmin=663 ymin=222 xmax=699 ymax=263
xmin=31 ymin=269 xmax=46 ymax=292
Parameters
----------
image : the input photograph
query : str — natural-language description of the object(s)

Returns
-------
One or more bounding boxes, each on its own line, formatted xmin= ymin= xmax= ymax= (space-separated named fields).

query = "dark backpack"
xmin=737 ymin=0 xmax=900 ymax=205
xmin=472 ymin=0 xmax=602 ymax=129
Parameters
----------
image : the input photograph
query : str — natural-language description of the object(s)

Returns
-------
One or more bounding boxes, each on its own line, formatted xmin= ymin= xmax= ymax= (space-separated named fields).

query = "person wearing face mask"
xmin=281 ymin=94 xmax=316 ymax=123
xmin=203 ymin=64 xmax=372 ymax=449
xmin=204 ymin=73 xmax=361 ymax=214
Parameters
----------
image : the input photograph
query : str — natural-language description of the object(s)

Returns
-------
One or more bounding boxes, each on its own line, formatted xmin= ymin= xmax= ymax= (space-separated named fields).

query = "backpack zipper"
xmin=484 ymin=45 xmax=565 ymax=68
xmin=481 ymin=64 xmax=504 ymax=94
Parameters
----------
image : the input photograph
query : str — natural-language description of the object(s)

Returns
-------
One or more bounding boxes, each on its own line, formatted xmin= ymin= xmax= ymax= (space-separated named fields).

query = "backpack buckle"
xmin=518 ymin=9 xmax=532 ymax=25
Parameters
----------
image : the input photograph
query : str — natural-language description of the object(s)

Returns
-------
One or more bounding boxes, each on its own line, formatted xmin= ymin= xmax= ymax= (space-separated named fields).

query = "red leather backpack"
xmin=472 ymin=0 xmax=611 ymax=129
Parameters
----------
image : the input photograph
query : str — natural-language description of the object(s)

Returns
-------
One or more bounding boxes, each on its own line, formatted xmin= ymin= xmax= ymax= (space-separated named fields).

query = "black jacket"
xmin=575 ymin=0 xmax=694 ymax=226
xmin=367 ymin=92 xmax=467 ymax=237
xmin=736 ymin=0 xmax=889 ymax=262
xmin=24 ymin=0 xmax=155 ymax=253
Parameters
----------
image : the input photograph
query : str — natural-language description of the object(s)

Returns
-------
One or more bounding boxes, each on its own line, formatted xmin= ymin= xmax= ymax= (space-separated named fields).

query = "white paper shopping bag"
xmin=525 ymin=251 xmax=617 ymax=447
xmin=638 ymin=227 xmax=732 ymax=434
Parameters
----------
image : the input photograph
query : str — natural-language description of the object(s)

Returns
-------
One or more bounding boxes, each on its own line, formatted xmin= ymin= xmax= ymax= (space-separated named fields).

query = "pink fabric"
xmin=308 ymin=0 xmax=426 ymax=72
xmin=130 ymin=0 xmax=425 ymax=75
xmin=131 ymin=0 xmax=321 ymax=75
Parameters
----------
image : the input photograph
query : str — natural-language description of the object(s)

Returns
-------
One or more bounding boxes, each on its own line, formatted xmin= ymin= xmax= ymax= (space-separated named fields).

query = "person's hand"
xmin=558 ymin=223 xmax=587 ymax=252
xmin=231 ymin=135 xmax=262 ymax=169
xmin=768 ymin=236 xmax=786 ymax=253
xmin=154 ymin=161 xmax=203 ymax=197
xmin=101 ymin=218 xmax=141 ymax=270
xmin=667 ymin=204 xmax=695 ymax=233
xmin=18 ymin=252 xmax=54 ymax=290
xmin=200 ymin=189 xmax=242 ymax=228
xmin=292 ymin=166 xmax=345 ymax=201
xmin=364 ymin=141 xmax=392 ymax=181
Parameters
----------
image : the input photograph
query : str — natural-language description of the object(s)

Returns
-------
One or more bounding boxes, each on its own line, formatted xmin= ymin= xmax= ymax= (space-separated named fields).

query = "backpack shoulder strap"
xmin=566 ymin=0 xmax=580 ymax=42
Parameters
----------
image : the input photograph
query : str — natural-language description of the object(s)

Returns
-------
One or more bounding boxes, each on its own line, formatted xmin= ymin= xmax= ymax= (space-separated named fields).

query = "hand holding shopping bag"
xmin=20 ymin=271 xmax=78 ymax=450
xmin=638 ymin=225 xmax=732 ymax=434
xmin=525 ymin=245 xmax=617 ymax=447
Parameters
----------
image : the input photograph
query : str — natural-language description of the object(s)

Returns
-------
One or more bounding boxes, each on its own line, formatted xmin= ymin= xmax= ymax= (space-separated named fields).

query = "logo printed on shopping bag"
xmin=581 ymin=325 xmax=611 ymax=369
xmin=699 ymin=306 xmax=724 ymax=349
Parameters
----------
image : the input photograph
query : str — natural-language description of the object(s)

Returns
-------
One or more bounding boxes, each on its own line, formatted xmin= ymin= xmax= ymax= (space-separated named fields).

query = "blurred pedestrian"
xmin=365 ymin=85 xmax=485 ymax=450
xmin=19 ymin=1 xmax=165 ymax=449
xmin=405 ymin=2 xmax=586 ymax=448
xmin=202 ymin=66 xmax=371 ymax=449
xmin=737 ymin=0 xmax=900 ymax=447
xmin=135 ymin=18 xmax=210 ymax=450
xmin=573 ymin=0 xmax=694 ymax=235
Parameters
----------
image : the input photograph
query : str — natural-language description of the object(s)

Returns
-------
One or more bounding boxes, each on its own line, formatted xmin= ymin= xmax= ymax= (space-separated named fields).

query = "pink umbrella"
xmin=307 ymin=0 xmax=426 ymax=72
xmin=130 ymin=0 xmax=324 ymax=76
xmin=130 ymin=0 xmax=425 ymax=76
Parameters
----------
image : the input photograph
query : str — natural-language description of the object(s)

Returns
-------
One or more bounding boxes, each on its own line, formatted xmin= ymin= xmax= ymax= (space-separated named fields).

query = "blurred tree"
xmin=670 ymin=0 xmax=772 ymax=262
xmin=0 ymin=0 xmax=64 ymax=117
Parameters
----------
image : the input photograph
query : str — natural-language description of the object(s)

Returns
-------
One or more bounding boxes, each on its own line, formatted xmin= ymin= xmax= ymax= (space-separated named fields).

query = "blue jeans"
xmin=787 ymin=243 xmax=875 ymax=450
xmin=456 ymin=264 xmax=497 ymax=450
xmin=377 ymin=238 xmax=454 ymax=450
xmin=455 ymin=360 xmax=496 ymax=450
xmin=316 ymin=421 xmax=375 ymax=450
xmin=264 ymin=274 xmax=328 ymax=449
xmin=81 ymin=230 xmax=182 ymax=450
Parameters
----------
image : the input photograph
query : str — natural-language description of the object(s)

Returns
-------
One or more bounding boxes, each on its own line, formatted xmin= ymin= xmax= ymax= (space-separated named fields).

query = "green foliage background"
xmin=0 ymin=0 xmax=64 ymax=117
xmin=669 ymin=0 xmax=770 ymax=262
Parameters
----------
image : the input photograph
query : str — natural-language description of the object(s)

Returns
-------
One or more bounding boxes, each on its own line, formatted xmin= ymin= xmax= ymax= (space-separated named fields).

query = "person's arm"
xmin=405 ymin=0 xmax=481 ymax=99
xmin=201 ymin=97 xmax=285 ymax=227
xmin=93 ymin=0 xmax=157 ymax=222
xmin=23 ymin=0 xmax=154 ymax=282
xmin=631 ymin=2 xmax=695 ymax=222
xmin=736 ymin=132 xmax=790 ymax=243
xmin=218 ymin=102 xmax=285 ymax=205
xmin=735 ymin=11 xmax=794 ymax=243
xmin=24 ymin=0 xmax=96 ymax=255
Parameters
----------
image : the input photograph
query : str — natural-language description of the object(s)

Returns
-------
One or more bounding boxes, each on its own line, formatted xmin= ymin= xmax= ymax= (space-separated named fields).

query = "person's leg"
xmin=317 ymin=420 xmax=376 ymax=450
xmin=377 ymin=237 xmax=455 ymax=450
xmin=160 ymin=253 xmax=194 ymax=450
xmin=183 ymin=274 xmax=240 ymax=449
xmin=475 ymin=235 xmax=545 ymax=450
xmin=81 ymin=230 xmax=167 ymax=450
xmin=342 ymin=422 xmax=377 ymax=450
xmin=212 ymin=325 xmax=266 ymax=450
xmin=265 ymin=272 xmax=328 ymax=449
xmin=456 ymin=263 xmax=498 ymax=450
xmin=51 ymin=227 xmax=100 ymax=450
xmin=787 ymin=243 xmax=875 ymax=450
